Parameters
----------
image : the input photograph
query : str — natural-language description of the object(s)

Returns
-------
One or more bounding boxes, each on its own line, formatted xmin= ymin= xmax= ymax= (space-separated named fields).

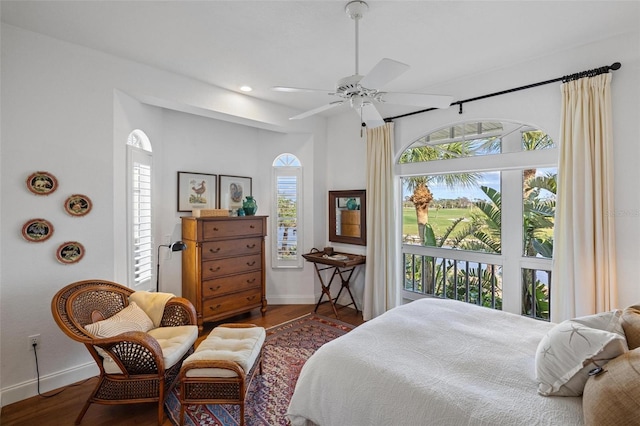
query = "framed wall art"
xmin=218 ymin=175 xmax=252 ymax=212
xmin=56 ymin=241 xmax=85 ymax=264
xmin=177 ymin=172 xmax=217 ymax=212
xmin=22 ymin=218 xmax=54 ymax=242
xmin=26 ymin=171 xmax=58 ymax=195
xmin=64 ymin=194 xmax=92 ymax=217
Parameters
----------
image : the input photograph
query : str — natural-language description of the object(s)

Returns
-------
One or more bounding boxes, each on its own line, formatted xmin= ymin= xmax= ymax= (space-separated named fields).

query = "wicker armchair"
xmin=51 ymin=279 xmax=198 ymax=425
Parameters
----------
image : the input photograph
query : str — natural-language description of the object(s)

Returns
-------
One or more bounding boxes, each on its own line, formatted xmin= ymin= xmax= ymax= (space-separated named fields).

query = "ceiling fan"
xmin=273 ymin=1 xmax=453 ymax=128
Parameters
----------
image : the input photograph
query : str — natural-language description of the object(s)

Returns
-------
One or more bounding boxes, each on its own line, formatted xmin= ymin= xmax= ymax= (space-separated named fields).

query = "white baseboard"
xmin=1 ymin=362 xmax=98 ymax=407
xmin=267 ymin=295 xmax=317 ymax=305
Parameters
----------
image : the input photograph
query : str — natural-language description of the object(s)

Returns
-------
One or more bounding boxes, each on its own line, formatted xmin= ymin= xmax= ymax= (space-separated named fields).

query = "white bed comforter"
xmin=287 ymin=298 xmax=583 ymax=426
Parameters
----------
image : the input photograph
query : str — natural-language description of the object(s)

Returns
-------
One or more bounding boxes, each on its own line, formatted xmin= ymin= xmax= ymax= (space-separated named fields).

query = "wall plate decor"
xmin=21 ymin=218 xmax=54 ymax=242
xmin=26 ymin=171 xmax=58 ymax=195
xmin=56 ymin=241 xmax=85 ymax=264
xmin=64 ymin=194 xmax=92 ymax=217
xmin=177 ymin=171 xmax=217 ymax=212
xmin=218 ymin=175 xmax=252 ymax=212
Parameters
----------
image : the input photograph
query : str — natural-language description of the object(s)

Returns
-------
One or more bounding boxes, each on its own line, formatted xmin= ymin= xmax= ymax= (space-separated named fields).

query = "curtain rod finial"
xmin=610 ymin=62 xmax=621 ymax=70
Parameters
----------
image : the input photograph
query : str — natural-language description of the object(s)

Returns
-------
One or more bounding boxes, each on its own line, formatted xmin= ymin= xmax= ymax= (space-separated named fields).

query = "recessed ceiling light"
xmin=240 ymin=86 xmax=253 ymax=92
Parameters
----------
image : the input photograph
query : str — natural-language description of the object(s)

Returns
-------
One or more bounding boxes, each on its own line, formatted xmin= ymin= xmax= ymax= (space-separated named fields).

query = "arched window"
xmin=272 ymin=153 xmax=303 ymax=268
xmin=398 ymin=120 xmax=557 ymax=320
xmin=127 ymin=129 xmax=153 ymax=290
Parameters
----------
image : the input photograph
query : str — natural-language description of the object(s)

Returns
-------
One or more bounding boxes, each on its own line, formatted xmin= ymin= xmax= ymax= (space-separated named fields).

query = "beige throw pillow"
xmin=85 ymin=301 xmax=154 ymax=338
xmin=535 ymin=310 xmax=628 ymax=396
xmin=583 ymin=348 xmax=640 ymax=425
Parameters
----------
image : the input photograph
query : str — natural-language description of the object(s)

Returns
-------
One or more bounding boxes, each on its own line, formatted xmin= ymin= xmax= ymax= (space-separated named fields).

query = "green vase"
xmin=346 ymin=198 xmax=358 ymax=210
xmin=243 ymin=196 xmax=258 ymax=216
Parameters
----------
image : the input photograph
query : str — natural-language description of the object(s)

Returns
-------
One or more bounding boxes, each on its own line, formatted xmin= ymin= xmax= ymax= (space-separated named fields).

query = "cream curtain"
xmin=552 ymin=73 xmax=617 ymax=322
xmin=364 ymin=123 xmax=400 ymax=320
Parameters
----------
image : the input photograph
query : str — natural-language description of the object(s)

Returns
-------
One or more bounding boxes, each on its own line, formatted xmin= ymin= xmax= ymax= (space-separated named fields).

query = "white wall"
xmin=0 ymin=24 xmax=326 ymax=406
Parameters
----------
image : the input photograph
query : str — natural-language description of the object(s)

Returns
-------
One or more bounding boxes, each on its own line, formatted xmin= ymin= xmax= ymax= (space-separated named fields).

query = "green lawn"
xmin=403 ymin=207 xmax=475 ymax=237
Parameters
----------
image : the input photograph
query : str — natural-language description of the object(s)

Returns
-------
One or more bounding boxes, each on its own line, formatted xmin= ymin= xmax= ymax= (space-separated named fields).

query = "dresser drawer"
xmin=203 ymin=288 xmax=262 ymax=317
xmin=202 ymin=219 xmax=264 ymax=240
xmin=201 ymin=237 xmax=262 ymax=260
xmin=203 ymin=271 xmax=261 ymax=297
xmin=202 ymin=254 xmax=262 ymax=279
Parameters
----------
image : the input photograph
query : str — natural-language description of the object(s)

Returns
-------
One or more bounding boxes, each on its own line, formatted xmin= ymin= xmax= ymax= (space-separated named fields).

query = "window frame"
xmin=126 ymin=130 xmax=153 ymax=291
xmin=271 ymin=153 xmax=303 ymax=269
xmin=396 ymin=120 xmax=557 ymax=317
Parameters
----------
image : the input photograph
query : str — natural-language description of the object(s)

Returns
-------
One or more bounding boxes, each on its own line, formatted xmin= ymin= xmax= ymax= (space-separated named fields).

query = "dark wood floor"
xmin=1 ymin=304 xmax=364 ymax=426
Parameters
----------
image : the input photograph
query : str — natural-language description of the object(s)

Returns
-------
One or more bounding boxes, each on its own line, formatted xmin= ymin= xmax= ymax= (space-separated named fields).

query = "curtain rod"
xmin=385 ymin=62 xmax=622 ymax=121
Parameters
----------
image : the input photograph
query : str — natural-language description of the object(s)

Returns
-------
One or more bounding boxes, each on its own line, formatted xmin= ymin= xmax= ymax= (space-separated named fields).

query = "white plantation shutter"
xmin=272 ymin=154 xmax=303 ymax=268
xmin=127 ymin=130 xmax=153 ymax=290
xmin=132 ymin=160 xmax=152 ymax=286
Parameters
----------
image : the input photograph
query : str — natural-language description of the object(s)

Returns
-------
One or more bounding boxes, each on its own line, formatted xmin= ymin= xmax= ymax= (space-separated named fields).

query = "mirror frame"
xmin=328 ymin=190 xmax=367 ymax=246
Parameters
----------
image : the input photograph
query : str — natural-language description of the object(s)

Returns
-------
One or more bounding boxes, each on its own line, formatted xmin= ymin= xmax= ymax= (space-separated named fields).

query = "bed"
xmin=287 ymin=298 xmax=585 ymax=426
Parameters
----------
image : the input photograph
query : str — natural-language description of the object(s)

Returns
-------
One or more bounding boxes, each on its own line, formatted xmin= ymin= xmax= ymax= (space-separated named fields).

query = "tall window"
xmin=272 ymin=153 xmax=303 ymax=268
xmin=127 ymin=130 xmax=153 ymax=290
xmin=398 ymin=120 xmax=557 ymax=320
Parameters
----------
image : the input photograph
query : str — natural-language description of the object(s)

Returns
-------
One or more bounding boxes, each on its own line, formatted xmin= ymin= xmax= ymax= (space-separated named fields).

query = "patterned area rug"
xmin=165 ymin=313 xmax=354 ymax=426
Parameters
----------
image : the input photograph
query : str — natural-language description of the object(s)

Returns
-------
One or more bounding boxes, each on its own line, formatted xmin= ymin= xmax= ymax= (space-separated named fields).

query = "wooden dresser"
xmin=181 ymin=215 xmax=268 ymax=330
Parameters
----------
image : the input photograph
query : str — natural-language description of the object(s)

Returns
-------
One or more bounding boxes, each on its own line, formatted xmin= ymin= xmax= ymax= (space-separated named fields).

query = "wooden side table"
xmin=302 ymin=249 xmax=366 ymax=319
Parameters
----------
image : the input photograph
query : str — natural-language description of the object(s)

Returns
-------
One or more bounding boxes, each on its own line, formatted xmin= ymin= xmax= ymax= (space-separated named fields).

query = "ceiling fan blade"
xmin=289 ymin=101 xmax=344 ymax=120
xmin=359 ymin=58 xmax=410 ymax=89
xmin=360 ymin=103 xmax=386 ymax=128
xmin=272 ymin=86 xmax=334 ymax=94
xmin=379 ymin=92 xmax=453 ymax=109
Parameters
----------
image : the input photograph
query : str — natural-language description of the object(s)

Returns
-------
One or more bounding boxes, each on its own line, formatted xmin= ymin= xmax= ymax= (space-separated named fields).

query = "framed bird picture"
xmin=177 ymin=172 xmax=217 ymax=212
xmin=218 ymin=175 xmax=252 ymax=212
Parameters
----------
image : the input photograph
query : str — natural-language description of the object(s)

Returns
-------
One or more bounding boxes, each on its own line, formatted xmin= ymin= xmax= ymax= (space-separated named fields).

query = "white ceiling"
xmin=2 ymin=1 xmax=638 ymax=119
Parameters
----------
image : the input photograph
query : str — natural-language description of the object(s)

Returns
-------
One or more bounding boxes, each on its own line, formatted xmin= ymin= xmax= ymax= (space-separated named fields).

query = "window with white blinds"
xmin=127 ymin=130 xmax=153 ymax=290
xmin=272 ymin=154 xmax=303 ymax=268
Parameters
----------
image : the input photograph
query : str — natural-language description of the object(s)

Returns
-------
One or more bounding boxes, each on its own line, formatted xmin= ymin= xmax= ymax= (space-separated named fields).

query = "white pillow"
xmin=85 ymin=301 xmax=154 ymax=338
xmin=535 ymin=310 xmax=628 ymax=396
xmin=570 ymin=309 xmax=626 ymax=338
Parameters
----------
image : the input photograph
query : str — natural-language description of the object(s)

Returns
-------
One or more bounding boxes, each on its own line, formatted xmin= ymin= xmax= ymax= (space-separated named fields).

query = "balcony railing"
xmin=403 ymin=245 xmax=550 ymax=321
xmin=403 ymin=246 xmax=503 ymax=310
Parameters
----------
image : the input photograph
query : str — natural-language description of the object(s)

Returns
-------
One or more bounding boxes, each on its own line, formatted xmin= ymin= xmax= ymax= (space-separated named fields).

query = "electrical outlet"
xmin=28 ymin=334 xmax=40 ymax=351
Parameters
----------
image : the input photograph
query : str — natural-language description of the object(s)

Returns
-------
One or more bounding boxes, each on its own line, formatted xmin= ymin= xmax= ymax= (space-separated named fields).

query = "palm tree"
xmin=400 ymin=142 xmax=479 ymax=243
xmin=522 ymin=130 xmax=555 ymax=194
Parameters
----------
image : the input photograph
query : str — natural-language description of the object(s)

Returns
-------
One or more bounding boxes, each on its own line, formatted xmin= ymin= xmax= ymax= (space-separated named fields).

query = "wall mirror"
xmin=329 ymin=190 xmax=366 ymax=246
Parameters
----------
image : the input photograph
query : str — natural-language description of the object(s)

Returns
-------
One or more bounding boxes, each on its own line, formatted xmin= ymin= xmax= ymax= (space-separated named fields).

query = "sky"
xmin=403 ymin=172 xmax=499 ymax=202
xmin=403 ymin=168 xmax=556 ymax=202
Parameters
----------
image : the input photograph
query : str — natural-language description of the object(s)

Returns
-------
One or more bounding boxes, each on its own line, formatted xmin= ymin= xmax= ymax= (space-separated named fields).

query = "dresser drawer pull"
xmin=209 ymin=266 xmax=221 ymax=272
xmin=209 ymin=247 xmax=221 ymax=253
xmin=208 ymin=285 xmax=221 ymax=292
xmin=209 ymin=304 xmax=222 ymax=311
xmin=246 ymin=243 xmax=256 ymax=249
xmin=213 ymin=227 xmax=219 ymax=231
xmin=249 ymin=225 xmax=255 ymax=229
xmin=247 ymin=278 xmax=256 ymax=284
xmin=246 ymin=261 xmax=256 ymax=266
xmin=246 ymin=295 xmax=257 ymax=301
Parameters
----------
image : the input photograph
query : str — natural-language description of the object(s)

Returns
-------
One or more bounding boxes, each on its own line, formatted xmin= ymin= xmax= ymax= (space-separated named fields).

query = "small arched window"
xmin=127 ymin=129 xmax=153 ymax=290
xmin=272 ymin=153 xmax=303 ymax=268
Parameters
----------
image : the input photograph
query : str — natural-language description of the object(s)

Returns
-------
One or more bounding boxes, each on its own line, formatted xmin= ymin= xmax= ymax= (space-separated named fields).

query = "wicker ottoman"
xmin=178 ymin=323 xmax=266 ymax=426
